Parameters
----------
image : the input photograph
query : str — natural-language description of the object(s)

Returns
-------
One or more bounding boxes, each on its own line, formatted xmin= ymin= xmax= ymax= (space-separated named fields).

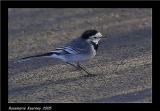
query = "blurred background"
xmin=8 ymin=8 xmax=152 ymax=103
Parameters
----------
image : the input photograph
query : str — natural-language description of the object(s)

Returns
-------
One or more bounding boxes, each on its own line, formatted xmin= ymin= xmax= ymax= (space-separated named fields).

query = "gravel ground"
xmin=8 ymin=8 xmax=152 ymax=103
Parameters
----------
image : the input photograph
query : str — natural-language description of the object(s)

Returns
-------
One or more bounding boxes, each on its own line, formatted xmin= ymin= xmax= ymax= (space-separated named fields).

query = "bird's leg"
xmin=65 ymin=62 xmax=79 ymax=69
xmin=66 ymin=62 xmax=95 ymax=77
xmin=77 ymin=62 xmax=96 ymax=76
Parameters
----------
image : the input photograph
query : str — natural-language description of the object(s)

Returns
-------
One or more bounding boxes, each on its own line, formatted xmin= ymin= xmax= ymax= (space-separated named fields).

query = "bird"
xmin=18 ymin=29 xmax=107 ymax=76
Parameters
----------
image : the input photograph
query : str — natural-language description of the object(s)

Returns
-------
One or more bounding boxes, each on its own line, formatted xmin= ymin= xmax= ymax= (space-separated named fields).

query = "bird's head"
xmin=81 ymin=30 xmax=105 ymax=44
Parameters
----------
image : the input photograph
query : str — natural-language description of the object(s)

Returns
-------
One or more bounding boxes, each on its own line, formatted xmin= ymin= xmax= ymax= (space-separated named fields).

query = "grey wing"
xmin=63 ymin=38 xmax=91 ymax=54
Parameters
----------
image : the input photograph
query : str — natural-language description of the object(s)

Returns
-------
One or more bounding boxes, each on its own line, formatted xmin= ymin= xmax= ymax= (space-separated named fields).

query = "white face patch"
xmin=95 ymin=32 xmax=103 ymax=37
xmin=92 ymin=39 xmax=100 ymax=44
xmin=87 ymin=32 xmax=102 ymax=44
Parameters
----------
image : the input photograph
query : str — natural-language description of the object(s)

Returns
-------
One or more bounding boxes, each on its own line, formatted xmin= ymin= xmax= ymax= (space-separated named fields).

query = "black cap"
xmin=81 ymin=30 xmax=98 ymax=39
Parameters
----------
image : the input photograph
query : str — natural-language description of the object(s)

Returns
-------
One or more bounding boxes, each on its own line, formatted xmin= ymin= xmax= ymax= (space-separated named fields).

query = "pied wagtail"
xmin=19 ymin=30 xmax=107 ymax=76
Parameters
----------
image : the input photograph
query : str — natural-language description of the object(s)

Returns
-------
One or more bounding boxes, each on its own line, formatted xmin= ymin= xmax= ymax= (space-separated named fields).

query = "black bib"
xmin=91 ymin=42 xmax=99 ymax=51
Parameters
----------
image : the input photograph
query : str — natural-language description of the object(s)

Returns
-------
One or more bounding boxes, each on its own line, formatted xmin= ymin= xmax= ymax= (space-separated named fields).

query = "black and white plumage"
xmin=19 ymin=30 xmax=106 ymax=75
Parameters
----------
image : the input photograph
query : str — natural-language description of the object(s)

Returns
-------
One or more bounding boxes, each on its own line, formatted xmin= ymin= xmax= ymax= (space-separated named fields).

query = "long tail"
xmin=21 ymin=52 xmax=55 ymax=59
xmin=16 ymin=52 xmax=55 ymax=63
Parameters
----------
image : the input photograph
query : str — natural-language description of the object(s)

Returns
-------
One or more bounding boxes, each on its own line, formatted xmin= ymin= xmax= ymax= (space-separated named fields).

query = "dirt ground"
xmin=8 ymin=8 xmax=152 ymax=103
